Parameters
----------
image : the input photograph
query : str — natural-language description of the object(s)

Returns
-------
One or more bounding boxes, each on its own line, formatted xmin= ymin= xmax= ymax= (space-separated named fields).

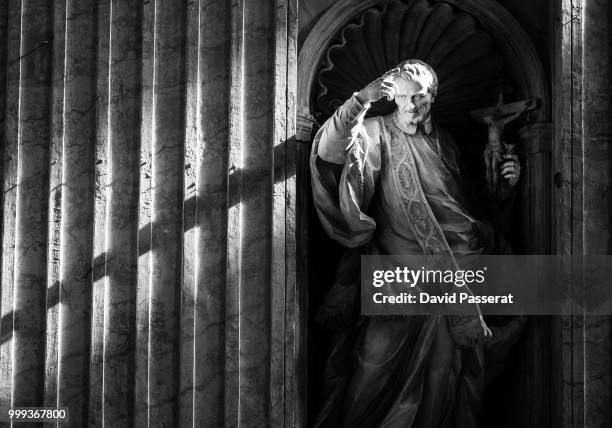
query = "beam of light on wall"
xmin=7 ymin=0 xmax=25 ymax=408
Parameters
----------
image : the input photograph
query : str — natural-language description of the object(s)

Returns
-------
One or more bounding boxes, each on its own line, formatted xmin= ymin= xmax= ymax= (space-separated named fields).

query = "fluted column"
xmin=553 ymin=0 xmax=612 ymax=426
xmin=0 ymin=0 xmax=299 ymax=427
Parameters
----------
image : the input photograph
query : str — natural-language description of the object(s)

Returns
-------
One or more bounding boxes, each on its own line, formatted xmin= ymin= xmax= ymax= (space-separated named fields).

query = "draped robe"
xmin=310 ymin=96 xmax=523 ymax=427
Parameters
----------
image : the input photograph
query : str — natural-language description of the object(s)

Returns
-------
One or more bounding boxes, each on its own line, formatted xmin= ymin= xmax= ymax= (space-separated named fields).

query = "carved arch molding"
xmin=298 ymin=0 xmax=549 ymax=126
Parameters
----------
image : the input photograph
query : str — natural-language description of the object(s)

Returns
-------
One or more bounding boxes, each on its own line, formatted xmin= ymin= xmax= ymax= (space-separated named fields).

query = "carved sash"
xmin=383 ymin=115 xmax=455 ymax=259
xmin=381 ymin=116 xmax=487 ymax=345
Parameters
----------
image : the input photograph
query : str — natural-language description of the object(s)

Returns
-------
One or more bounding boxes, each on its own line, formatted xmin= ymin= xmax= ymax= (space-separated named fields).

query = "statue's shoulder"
xmin=361 ymin=113 xmax=386 ymax=125
xmin=434 ymin=123 xmax=453 ymax=140
xmin=363 ymin=113 xmax=396 ymax=139
xmin=433 ymin=123 xmax=458 ymax=147
xmin=360 ymin=114 xmax=389 ymax=137
xmin=380 ymin=113 xmax=396 ymax=128
xmin=433 ymin=122 xmax=462 ymax=165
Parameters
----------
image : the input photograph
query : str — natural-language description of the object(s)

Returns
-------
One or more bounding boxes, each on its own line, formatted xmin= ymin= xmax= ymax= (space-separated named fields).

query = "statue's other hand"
xmin=500 ymin=154 xmax=520 ymax=187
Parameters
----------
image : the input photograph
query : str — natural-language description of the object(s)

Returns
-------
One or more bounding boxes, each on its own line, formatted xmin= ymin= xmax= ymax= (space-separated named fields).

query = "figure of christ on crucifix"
xmin=309 ymin=60 xmax=527 ymax=427
xmin=471 ymin=93 xmax=536 ymax=197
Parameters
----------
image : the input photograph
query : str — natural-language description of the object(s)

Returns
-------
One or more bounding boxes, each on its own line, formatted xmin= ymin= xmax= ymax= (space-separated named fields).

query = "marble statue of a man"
xmin=310 ymin=60 xmax=521 ymax=427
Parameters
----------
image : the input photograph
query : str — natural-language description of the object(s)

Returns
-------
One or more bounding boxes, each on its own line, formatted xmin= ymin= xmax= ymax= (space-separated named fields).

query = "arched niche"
xmin=298 ymin=0 xmax=549 ymax=124
xmin=298 ymin=0 xmax=552 ymax=253
xmin=296 ymin=0 xmax=552 ymax=255
xmin=299 ymin=0 xmax=553 ymax=254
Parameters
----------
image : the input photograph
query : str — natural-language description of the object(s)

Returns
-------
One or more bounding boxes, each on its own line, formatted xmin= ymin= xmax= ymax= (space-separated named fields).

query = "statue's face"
xmin=393 ymin=77 xmax=434 ymax=125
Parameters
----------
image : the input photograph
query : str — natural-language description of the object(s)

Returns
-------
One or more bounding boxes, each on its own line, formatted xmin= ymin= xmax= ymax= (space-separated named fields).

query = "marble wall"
xmin=0 ymin=0 xmax=299 ymax=427
xmin=553 ymin=0 xmax=612 ymax=426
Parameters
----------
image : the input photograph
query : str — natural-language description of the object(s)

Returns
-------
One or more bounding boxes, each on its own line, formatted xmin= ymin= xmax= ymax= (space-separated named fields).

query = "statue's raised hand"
xmin=356 ymin=76 xmax=398 ymax=105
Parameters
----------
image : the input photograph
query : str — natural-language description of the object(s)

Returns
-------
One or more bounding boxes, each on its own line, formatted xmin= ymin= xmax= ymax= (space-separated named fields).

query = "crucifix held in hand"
xmin=470 ymin=94 xmax=536 ymax=196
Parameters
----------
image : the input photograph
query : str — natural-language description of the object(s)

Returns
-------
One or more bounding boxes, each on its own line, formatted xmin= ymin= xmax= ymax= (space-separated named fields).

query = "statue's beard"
xmin=397 ymin=105 xmax=430 ymax=126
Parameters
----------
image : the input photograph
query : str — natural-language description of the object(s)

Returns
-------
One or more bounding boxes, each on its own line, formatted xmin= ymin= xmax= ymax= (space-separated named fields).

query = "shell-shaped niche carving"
xmin=316 ymin=0 xmax=511 ymax=125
